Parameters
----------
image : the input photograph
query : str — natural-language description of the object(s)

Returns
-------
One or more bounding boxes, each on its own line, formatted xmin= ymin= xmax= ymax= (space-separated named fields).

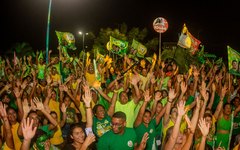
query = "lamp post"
xmin=78 ymin=32 xmax=88 ymax=51
xmin=78 ymin=31 xmax=88 ymax=73
xmin=45 ymin=0 xmax=52 ymax=64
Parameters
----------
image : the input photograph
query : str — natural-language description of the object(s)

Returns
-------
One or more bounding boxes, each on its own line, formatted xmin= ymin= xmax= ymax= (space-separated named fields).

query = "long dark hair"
xmin=67 ymin=123 xmax=85 ymax=144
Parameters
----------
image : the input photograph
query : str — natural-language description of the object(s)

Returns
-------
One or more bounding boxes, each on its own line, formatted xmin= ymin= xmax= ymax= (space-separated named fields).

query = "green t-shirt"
xmin=93 ymin=115 xmax=112 ymax=138
xmin=115 ymin=100 xmax=136 ymax=128
xmin=134 ymin=119 xmax=157 ymax=150
xmin=37 ymin=64 xmax=46 ymax=80
xmin=97 ymin=128 xmax=137 ymax=150
xmin=98 ymin=95 xmax=110 ymax=111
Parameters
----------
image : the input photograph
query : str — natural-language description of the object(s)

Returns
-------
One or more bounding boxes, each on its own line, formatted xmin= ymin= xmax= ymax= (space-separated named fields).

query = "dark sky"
xmin=1 ymin=0 xmax=240 ymax=59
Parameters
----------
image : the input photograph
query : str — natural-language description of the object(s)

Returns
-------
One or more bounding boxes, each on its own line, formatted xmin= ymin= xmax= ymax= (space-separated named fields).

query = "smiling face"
xmin=71 ymin=127 xmax=86 ymax=144
xmin=142 ymin=111 xmax=151 ymax=125
xmin=7 ymin=108 xmax=17 ymax=123
xmin=95 ymin=105 xmax=105 ymax=120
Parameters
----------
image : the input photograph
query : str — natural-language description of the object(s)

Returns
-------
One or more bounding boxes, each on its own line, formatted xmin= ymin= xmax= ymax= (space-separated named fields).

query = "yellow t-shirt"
xmin=51 ymin=74 xmax=61 ymax=83
xmin=1 ymin=123 xmax=22 ymax=150
xmin=50 ymin=125 xmax=64 ymax=145
xmin=2 ymin=142 xmax=13 ymax=150
xmin=162 ymin=118 xmax=187 ymax=142
xmin=12 ymin=122 xmax=22 ymax=150
xmin=233 ymin=144 xmax=239 ymax=150
xmin=48 ymin=99 xmax=60 ymax=121
xmin=85 ymin=72 xmax=96 ymax=87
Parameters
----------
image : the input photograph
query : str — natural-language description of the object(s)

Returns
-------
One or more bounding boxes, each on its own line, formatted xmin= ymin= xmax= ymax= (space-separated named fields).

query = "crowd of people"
xmin=0 ymin=48 xmax=240 ymax=150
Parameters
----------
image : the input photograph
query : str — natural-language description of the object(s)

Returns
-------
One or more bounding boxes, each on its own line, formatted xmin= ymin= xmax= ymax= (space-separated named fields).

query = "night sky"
xmin=1 ymin=0 xmax=240 ymax=60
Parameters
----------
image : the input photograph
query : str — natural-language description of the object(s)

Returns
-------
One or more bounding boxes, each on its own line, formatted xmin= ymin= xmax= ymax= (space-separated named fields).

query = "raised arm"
xmin=0 ymin=102 xmax=14 ymax=149
xmin=199 ymin=80 xmax=210 ymax=119
xmin=20 ymin=118 xmax=37 ymax=150
xmin=107 ymin=87 xmax=118 ymax=117
xmin=151 ymin=91 xmax=162 ymax=118
xmin=33 ymin=97 xmax=58 ymax=129
xmin=164 ymin=101 xmax=186 ymax=150
xmin=18 ymin=98 xmax=32 ymax=138
xmin=182 ymin=96 xmax=201 ymax=150
xmin=163 ymin=88 xmax=177 ymax=126
xmin=82 ymin=83 xmax=93 ymax=128
xmin=60 ymin=103 xmax=67 ymax=127
xmin=93 ymin=81 xmax=112 ymax=103
xmin=190 ymin=68 xmax=199 ymax=96
xmin=130 ymin=73 xmax=141 ymax=104
xmin=197 ymin=118 xmax=210 ymax=150
xmin=214 ymin=84 xmax=227 ymax=119
xmin=13 ymin=86 xmax=24 ymax=120
xmin=207 ymin=82 xmax=216 ymax=110
xmin=134 ymin=90 xmax=151 ymax=127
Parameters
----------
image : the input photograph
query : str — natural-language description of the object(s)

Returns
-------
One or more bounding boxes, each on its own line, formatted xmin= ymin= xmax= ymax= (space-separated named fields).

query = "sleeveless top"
xmin=217 ymin=116 xmax=231 ymax=131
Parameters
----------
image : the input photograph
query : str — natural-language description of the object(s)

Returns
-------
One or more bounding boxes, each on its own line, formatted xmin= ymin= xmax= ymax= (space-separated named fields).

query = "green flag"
xmin=227 ymin=46 xmax=240 ymax=76
xmin=56 ymin=31 xmax=76 ymax=50
xmin=108 ymin=36 xmax=128 ymax=56
xmin=131 ymin=39 xmax=147 ymax=58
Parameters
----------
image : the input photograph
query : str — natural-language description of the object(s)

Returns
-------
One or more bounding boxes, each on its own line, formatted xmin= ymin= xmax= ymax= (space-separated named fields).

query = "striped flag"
xmin=178 ymin=24 xmax=201 ymax=54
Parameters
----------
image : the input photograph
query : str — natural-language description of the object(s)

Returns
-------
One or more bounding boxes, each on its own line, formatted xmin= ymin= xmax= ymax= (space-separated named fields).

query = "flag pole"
xmin=46 ymin=0 xmax=52 ymax=64
xmin=159 ymin=33 xmax=161 ymax=61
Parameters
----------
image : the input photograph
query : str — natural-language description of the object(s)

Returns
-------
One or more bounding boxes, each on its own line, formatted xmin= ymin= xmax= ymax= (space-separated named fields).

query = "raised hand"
xmin=61 ymin=103 xmax=67 ymax=113
xmin=139 ymin=132 xmax=149 ymax=150
xmin=143 ymin=89 xmax=152 ymax=102
xmin=177 ymin=101 xmax=186 ymax=117
xmin=21 ymin=80 xmax=28 ymax=90
xmin=13 ymin=87 xmax=21 ymax=98
xmin=33 ymin=97 xmax=44 ymax=110
xmin=84 ymin=134 xmax=96 ymax=147
xmin=180 ymin=81 xmax=187 ymax=94
xmin=0 ymin=102 xmax=7 ymax=118
xmin=22 ymin=98 xmax=31 ymax=115
xmin=168 ymin=88 xmax=177 ymax=101
xmin=220 ymin=84 xmax=228 ymax=99
xmin=22 ymin=117 xmax=37 ymax=140
xmin=82 ymin=84 xmax=92 ymax=106
xmin=130 ymin=73 xmax=140 ymax=85
xmin=62 ymin=85 xmax=68 ymax=92
xmin=198 ymin=118 xmax=210 ymax=137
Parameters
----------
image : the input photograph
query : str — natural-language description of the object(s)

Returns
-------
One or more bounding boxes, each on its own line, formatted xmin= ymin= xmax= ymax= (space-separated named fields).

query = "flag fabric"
xmin=178 ymin=24 xmax=201 ymax=54
xmin=131 ymin=39 xmax=147 ymax=58
xmin=227 ymin=46 xmax=240 ymax=76
xmin=108 ymin=36 xmax=128 ymax=56
xmin=56 ymin=31 xmax=76 ymax=50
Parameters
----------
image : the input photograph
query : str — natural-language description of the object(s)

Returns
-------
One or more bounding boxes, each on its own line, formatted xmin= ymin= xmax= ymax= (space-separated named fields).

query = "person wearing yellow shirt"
xmin=85 ymin=63 xmax=96 ymax=87
xmin=49 ymin=103 xmax=67 ymax=149
xmin=44 ymin=88 xmax=61 ymax=122
xmin=50 ymin=67 xmax=61 ymax=84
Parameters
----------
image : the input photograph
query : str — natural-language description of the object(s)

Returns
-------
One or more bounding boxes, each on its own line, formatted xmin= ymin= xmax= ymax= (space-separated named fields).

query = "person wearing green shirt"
xmin=134 ymin=90 xmax=166 ymax=150
xmin=97 ymin=111 xmax=148 ymax=150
